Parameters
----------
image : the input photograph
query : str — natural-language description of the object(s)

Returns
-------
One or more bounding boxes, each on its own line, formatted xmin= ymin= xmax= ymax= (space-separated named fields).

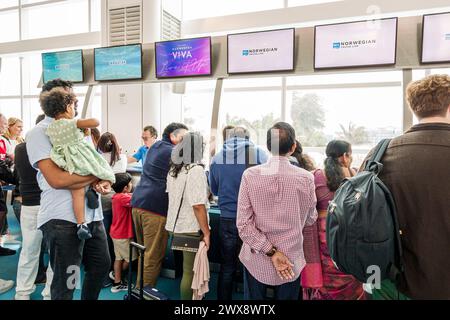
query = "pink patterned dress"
xmin=303 ymin=169 xmax=367 ymax=300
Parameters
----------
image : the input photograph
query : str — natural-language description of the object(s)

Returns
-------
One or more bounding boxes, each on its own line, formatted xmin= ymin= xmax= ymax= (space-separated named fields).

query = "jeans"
xmin=102 ymin=209 xmax=115 ymax=270
xmin=12 ymin=199 xmax=21 ymax=223
xmin=217 ymin=217 xmax=242 ymax=300
xmin=41 ymin=219 xmax=111 ymax=300
xmin=15 ymin=205 xmax=53 ymax=299
xmin=243 ymin=267 xmax=300 ymax=300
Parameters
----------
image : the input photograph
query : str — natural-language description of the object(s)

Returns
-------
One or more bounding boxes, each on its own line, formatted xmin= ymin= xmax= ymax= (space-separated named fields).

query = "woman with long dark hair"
xmin=302 ymin=140 xmax=367 ymax=300
xmin=289 ymin=139 xmax=316 ymax=171
xmin=165 ymin=132 xmax=210 ymax=300
xmin=97 ymin=132 xmax=127 ymax=173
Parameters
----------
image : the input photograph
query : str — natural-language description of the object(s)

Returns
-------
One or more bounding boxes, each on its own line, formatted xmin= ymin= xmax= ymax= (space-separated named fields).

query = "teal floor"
xmin=0 ymin=208 xmax=243 ymax=300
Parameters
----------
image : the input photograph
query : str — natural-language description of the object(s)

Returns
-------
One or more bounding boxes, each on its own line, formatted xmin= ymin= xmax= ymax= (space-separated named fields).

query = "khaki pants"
xmin=132 ymin=208 xmax=168 ymax=287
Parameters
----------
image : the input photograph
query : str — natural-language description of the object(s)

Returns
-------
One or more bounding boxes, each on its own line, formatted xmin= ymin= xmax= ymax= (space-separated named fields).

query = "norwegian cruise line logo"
xmin=242 ymin=48 xmax=278 ymax=56
xmin=332 ymin=39 xmax=377 ymax=49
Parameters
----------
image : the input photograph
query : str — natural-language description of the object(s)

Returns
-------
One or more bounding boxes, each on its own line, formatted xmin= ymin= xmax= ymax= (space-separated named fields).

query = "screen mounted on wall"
xmin=314 ymin=18 xmax=398 ymax=69
xmin=155 ymin=37 xmax=212 ymax=78
xmin=94 ymin=44 xmax=143 ymax=81
xmin=42 ymin=50 xmax=84 ymax=83
xmin=227 ymin=28 xmax=295 ymax=74
xmin=422 ymin=12 xmax=450 ymax=64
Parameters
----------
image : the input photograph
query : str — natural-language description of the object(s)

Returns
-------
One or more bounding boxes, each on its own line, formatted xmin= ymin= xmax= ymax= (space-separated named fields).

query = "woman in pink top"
xmin=303 ymin=140 xmax=367 ymax=300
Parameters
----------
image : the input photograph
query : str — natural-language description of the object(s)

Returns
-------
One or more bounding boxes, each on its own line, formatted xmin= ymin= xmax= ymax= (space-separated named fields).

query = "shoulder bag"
xmin=170 ymin=165 xmax=203 ymax=253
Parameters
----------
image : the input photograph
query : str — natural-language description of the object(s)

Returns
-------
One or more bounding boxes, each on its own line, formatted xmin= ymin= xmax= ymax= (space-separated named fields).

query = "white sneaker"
xmin=111 ymin=282 xmax=128 ymax=293
xmin=0 ymin=279 xmax=14 ymax=294
xmin=14 ymin=293 xmax=31 ymax=300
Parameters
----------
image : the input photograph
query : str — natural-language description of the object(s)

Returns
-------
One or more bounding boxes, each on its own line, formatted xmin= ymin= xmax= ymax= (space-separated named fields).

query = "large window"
xmin=0 ymin=0 xmax=101 ymax=135
xmin=22 ymin=0 xmax=90 ymax=39
xmin=0 ymin=9 xmax=20 ymax=42
xmin=182 ymin=72 xmax=405 ymax=169
xmin=0 ymin=51 xmax=102 ymax=135
xmin=219 ymin=77 xmax=282 ymax=151
xmin=286 ymin=71 xmax=403 ymax=168
xmin=0 ymin=0 xmax=100 ymax=43
xmin=288 ymin=0 xmax=343 ymax=7
xmin=182 ymin=80 xmax=216 ymax=162
xmin=182 ymin=0 xmax=284 ymax=20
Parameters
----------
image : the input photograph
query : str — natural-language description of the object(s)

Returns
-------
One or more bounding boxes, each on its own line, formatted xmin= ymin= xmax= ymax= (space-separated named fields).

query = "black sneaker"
xmin=102 ymin=277 xmax=112 ymax=288
xmin=0 ymin=246 xmax=16 ymax=256
xmin=77 ymin=224 xmax=92 ymax=240
xmin=111 ymin=282 xmax=128 ymax=293
xmin=85 ymin=188 xmax=99 ymax=209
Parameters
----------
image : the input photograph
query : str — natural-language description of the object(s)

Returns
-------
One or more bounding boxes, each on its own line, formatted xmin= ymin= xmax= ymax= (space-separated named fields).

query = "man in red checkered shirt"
xmin=237 ymin=122 xmax=318 ymax=300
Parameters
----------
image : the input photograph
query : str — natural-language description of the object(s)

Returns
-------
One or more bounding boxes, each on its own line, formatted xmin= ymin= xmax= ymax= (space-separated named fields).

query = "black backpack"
xmin=326 ymin=139 xmax=403 ymax=284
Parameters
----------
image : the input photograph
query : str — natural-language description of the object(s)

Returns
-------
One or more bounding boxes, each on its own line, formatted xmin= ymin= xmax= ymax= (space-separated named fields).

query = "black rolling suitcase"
xmin=124 ymin=242 xmax=169 ymax=300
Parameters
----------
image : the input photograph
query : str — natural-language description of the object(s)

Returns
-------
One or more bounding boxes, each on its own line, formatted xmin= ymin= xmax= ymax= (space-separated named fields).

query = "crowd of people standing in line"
xmin=0 ymin=73 xmax=449 ymax=300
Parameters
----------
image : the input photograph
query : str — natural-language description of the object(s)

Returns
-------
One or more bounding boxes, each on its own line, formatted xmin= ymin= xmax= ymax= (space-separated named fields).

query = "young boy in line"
xmin=110 ymin=173 xmax=137 ymax=293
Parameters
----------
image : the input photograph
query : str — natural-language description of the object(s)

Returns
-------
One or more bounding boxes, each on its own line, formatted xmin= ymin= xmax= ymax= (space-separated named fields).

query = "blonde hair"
xmin=406 ymin=74 xmax=450 ymax=119
xmin=8 ymin=117 xmax=22 ymax=127
xmin=4 ymin=117 xmax=24 ymax=143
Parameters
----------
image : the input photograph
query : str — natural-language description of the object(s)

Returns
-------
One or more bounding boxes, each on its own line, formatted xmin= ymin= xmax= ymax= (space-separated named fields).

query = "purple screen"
xmin=155 ymin=37 xmax=211 ymax=78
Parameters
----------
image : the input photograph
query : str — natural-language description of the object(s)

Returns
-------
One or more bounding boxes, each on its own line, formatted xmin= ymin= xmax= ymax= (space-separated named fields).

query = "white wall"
xmin=106 ymin=83 xmax=142 ymax=154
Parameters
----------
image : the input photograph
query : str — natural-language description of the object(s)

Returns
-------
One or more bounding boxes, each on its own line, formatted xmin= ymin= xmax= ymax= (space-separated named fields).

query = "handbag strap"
xmin=171 ymin=164 xmax=197 ymax=234
xmin=171 ymin=171 xmax=188 ymax=235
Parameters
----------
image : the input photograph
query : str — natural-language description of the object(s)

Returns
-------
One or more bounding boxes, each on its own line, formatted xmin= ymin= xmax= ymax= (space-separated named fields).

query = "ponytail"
xmin=323 ymin=140 xmax=351 ymax=192
xmin=324 ymin=156 xmax=345 ymax=191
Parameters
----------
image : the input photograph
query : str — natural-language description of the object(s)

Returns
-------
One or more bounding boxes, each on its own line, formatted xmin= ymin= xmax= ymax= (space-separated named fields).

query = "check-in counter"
xmin=126 ymin=165 xmax=143 ymax=189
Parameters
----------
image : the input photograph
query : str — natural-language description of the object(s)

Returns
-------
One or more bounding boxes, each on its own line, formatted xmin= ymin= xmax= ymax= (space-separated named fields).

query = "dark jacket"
xmin=131 ymin=137 xmax=174 ymax=216
xmin=367 ymin=122 xmax=450 ymax=299
xmin=14 ymin=143 xmax=41 ymax=206
xmin=0 ymin=157 xmax=16 ymax=213
xmin=209 ymin=137 xmax=268 ymax=219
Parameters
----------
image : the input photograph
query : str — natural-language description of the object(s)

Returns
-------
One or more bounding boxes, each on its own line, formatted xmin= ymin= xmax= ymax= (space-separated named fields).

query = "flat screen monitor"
xmin=94 ymin=44 xmax=142 ymax=81
xmin=314 ymin=18 xmax=398 ymax=69
xmin=155 ymin=37 xmax=212 ymax=78
xmin=227 ymin=28 xmax=295 ymax=74
xmin=422 ymin=12 xmax=450 ymax=64
xmin=42 ymin=50 xmax=84 ymax=83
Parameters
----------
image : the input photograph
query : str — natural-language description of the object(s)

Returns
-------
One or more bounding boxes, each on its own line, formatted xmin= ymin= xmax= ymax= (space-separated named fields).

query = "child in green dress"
xmin=41 ymin=87 xmax=116 ymax=240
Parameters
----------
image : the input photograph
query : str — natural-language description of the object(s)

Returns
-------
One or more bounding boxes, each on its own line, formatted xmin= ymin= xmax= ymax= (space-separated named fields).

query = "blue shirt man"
xmin=128 ymin=125 xmax=158 ymax=165
xmin=209 ymin=126 xmax=268 ymax=300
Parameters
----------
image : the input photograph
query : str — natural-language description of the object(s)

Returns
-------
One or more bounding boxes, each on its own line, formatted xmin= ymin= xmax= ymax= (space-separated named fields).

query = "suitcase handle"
xmin=128 ymin=242 xmax=146 ymax=300
xmin=130 ymin=241 xmax=146 ymax=252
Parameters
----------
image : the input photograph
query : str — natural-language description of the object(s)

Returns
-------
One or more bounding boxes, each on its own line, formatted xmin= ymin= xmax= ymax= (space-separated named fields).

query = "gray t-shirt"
xmin=26 ymin=116 xmax=103 ymax=228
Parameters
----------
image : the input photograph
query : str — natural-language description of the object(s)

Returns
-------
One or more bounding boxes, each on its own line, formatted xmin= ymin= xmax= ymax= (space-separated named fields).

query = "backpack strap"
xmin=365 ymin=139 xmax=391 ymax=173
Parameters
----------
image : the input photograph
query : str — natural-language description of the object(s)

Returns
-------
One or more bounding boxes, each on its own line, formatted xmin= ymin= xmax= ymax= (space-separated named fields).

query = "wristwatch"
xmin=266 ymin=246 xmax=277 ymax=257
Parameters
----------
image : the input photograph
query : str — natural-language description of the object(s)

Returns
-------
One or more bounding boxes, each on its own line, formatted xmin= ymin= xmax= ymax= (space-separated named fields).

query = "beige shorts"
xmin=112 ymin=238 xmax=137 ymax=262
